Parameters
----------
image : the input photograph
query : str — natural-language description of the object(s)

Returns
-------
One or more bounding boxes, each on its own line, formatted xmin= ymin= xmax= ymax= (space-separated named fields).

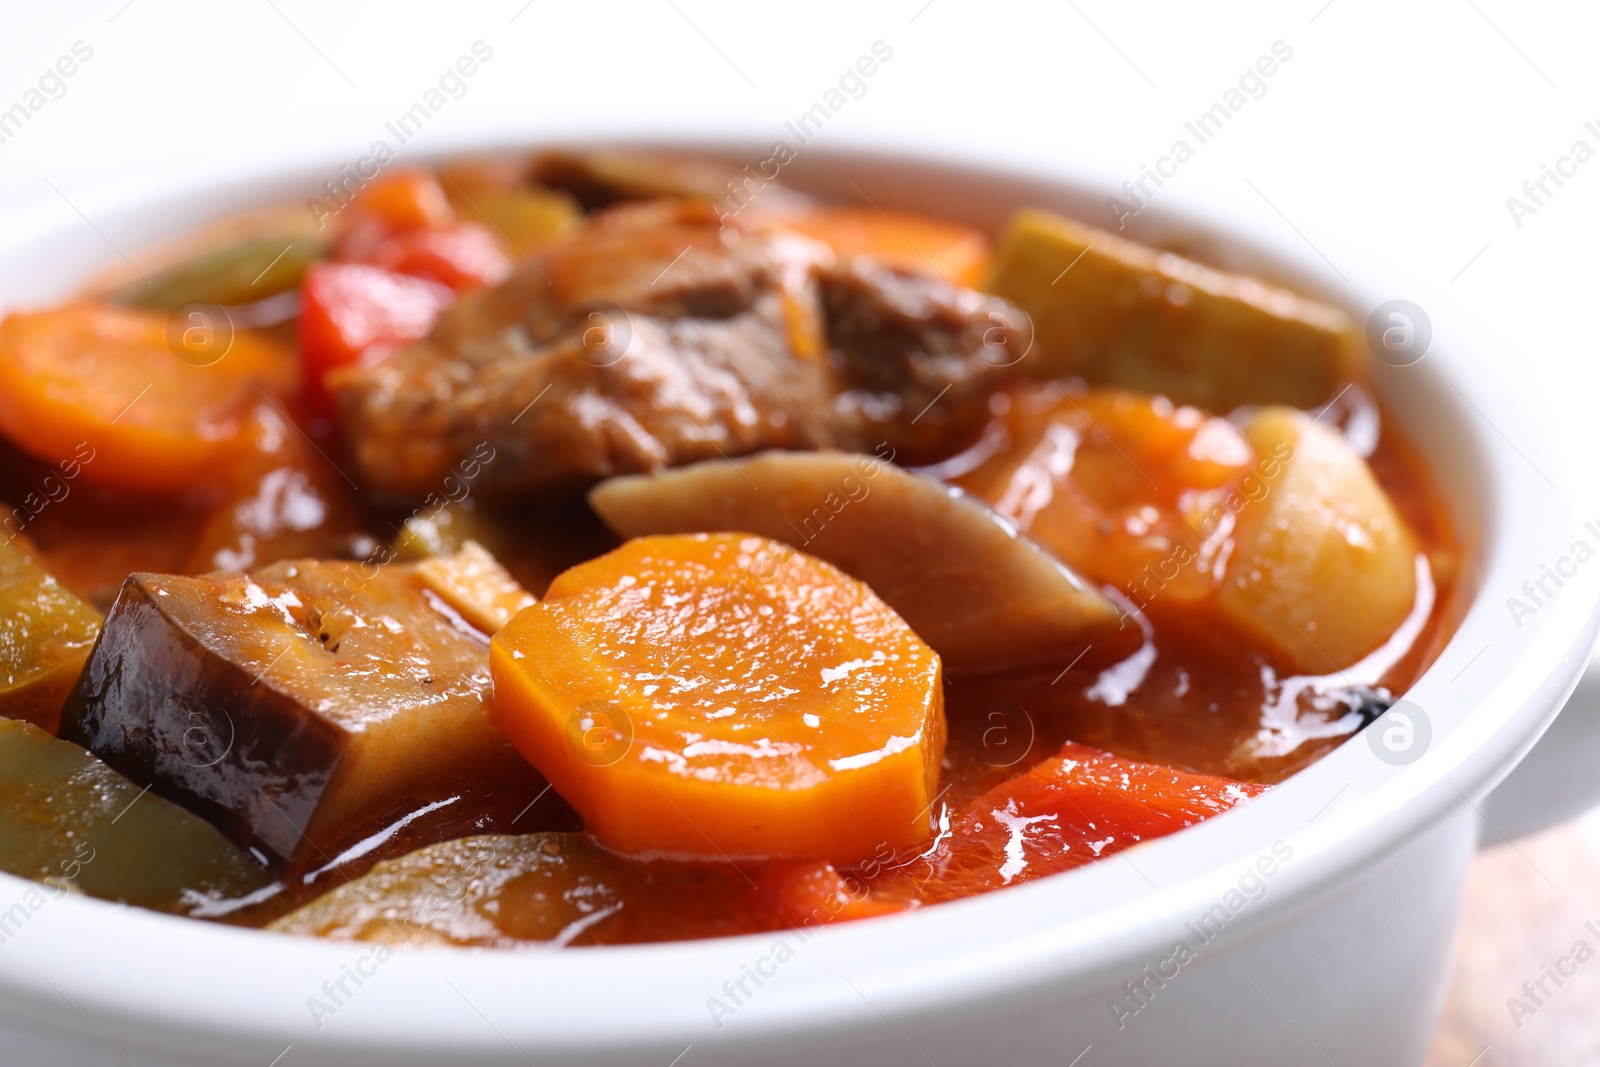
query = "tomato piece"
xmin=333 ymin=171 xmax=456 ymax=263
xmin=914 ymin=742 xmax=1265 ymax=901
xmin=365 ymin=222 xmax=511 ymax=291
xmin=298 ymin=263 xmax=453 ymax=415
xmin=330 ymin=172 xmax=509 ymax=292
xmin=953 ymin=385 xmax=1256 ymax=604
xmin=358 ymin=171 xmax=454 ymax=230
xmin=754 ymin=861 xmax=911 ymax=929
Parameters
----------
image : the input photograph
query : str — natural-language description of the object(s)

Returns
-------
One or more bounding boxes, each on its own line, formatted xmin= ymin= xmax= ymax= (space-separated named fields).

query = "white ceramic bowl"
xmin=2 ymin=130 xmax=1597 ymax=1067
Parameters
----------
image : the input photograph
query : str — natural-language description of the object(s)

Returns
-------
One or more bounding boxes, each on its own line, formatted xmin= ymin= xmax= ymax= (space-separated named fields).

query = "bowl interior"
xmin=0 ymin=135 xmax=1588 ymax=1059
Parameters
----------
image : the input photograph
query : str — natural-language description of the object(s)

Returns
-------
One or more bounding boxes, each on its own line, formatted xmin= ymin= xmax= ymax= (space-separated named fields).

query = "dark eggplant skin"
xmin=59 ymin=560 xmax=516 ymax=870
xmin=60 ymin=575 xmax=343 ymax=867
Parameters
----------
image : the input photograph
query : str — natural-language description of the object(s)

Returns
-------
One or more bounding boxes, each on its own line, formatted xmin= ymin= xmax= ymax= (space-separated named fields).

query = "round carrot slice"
xmin=0 ymin=303 xmax=295 ymax=492
xmin=490 ymin=533 xmax=946 ymax=864
xmin=772 ymin=206 xmax=992 ymax=287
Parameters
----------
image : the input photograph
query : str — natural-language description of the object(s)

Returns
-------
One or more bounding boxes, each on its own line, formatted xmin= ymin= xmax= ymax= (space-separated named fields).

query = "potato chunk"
xmin=589 ymin=451 xmax=1124 ymax=671
xmin=0 ymin=532 xmax=101 ymax=732
xmin=0 ymin=718 xmax=267 ymax=913
xmin=59 ymin=559 xmax=521 ymax=866
xmin=491 ymin=534 xmax=945 ymax=864
xmin=1216 ymin=408 xmax=1419 ymax=671
xmin=988 ymin=208 xmax=1363 ymax=412
xmin=413 ymin=540 xmax=536 ymax=634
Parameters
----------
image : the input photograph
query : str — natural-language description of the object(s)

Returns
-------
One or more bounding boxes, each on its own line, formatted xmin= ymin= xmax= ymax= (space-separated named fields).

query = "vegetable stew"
xmin=0 ymin=149 xmax=1458 ymax=947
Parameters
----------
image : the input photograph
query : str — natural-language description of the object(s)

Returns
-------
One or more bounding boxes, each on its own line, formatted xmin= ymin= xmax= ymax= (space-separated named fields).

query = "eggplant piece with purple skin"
xmin=59 ymin=556 xmax=535 ymax=868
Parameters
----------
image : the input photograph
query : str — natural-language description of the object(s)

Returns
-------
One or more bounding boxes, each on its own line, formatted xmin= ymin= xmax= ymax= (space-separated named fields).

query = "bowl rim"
xmin=0 ymin=124 xmax=1595 ymax=1058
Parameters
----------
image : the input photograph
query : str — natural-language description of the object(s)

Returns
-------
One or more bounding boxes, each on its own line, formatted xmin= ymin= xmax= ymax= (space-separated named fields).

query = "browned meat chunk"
xmin=332 ymin=202 xmax=1019 ymax=497
xmin=820 ymin=259 xmax=1013 ymax=462
xmin=333 ymin=203 xmax=838 ymax=497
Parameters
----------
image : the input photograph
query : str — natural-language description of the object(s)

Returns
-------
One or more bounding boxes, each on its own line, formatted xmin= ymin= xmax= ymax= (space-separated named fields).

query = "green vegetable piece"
xmin=112 ymin=235 xmax=328 ymax=309
xmin=988 ymin=208 xmax=1364 ymax=413
xmin=0 ymin=532 xmax=101 ymax=732
xmin=0 ymin=718 xmax=269 ymax=913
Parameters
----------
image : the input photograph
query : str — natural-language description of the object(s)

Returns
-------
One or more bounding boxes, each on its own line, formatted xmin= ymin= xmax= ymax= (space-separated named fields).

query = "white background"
xmin=0 ymin=1 xmax=1593 ymax=463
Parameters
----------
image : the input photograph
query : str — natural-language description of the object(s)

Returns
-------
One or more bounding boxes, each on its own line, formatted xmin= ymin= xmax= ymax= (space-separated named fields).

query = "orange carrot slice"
xmin=490 ymin=533 xmax=946 ymax=864
xmin=0 ymin=303 xmax=295 ymax=492
xmin=775 ymin=206 xmax=991 ymax=287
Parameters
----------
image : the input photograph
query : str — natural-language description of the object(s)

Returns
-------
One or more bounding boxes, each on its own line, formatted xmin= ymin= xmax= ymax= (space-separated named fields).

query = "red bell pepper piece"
xmin=335 ymin=171 xmax=455 ymax=261
xmin=752 ymin=860 xmax=912 ymax=930
xmin=334 ymin=171 xmax=510 ymax=292
xmin=298 ymin=262 xmax=453 ymax=416
xmin=364 ymin=222 xmax=511 ymax=291
xmin=917 ymin=742 xmax=1267 ymax=900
